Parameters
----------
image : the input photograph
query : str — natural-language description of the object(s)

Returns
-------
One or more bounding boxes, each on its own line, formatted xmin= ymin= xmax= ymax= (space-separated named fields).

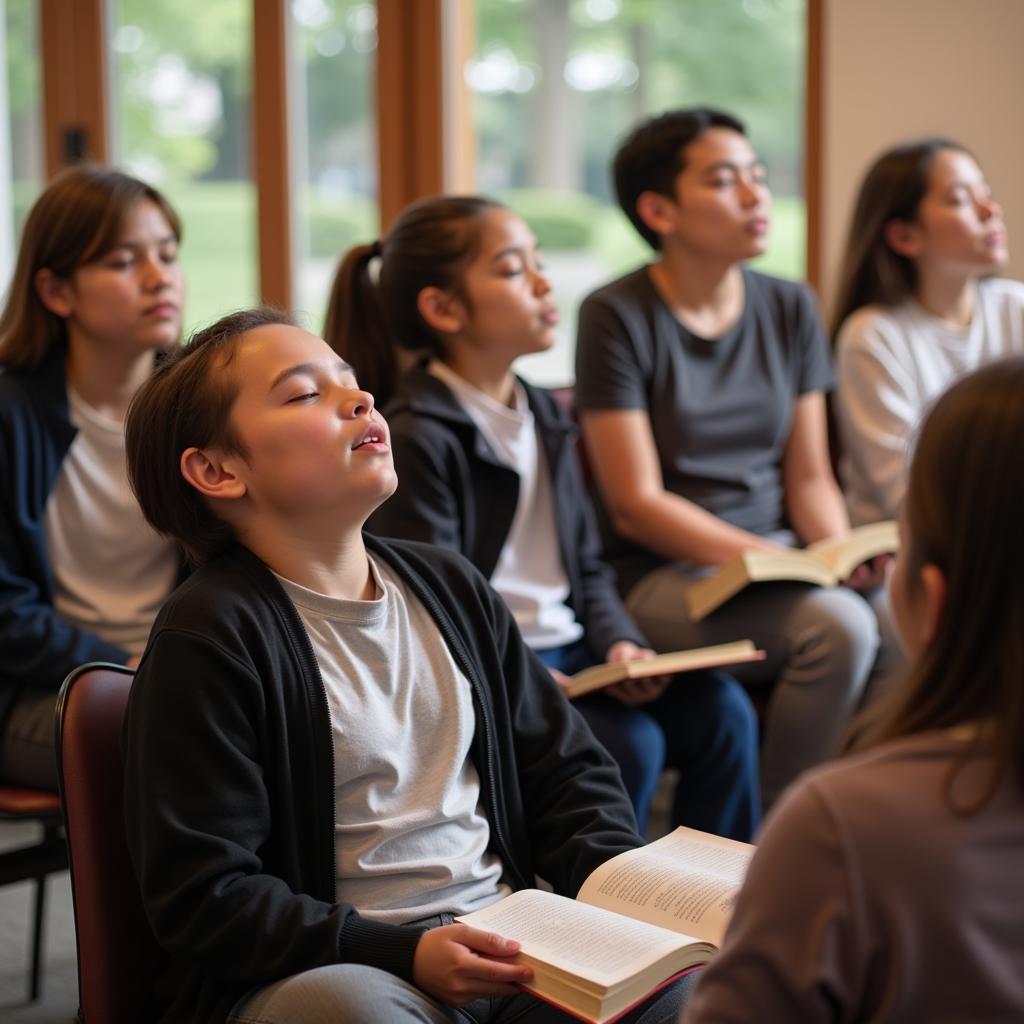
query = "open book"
xmin=456 ymin=826 xmax=753 ymax=1024
xmin=564 ymin=640 xmax=765 ymax=700
xmin=686 ymin=520 xmax=898 ymax=622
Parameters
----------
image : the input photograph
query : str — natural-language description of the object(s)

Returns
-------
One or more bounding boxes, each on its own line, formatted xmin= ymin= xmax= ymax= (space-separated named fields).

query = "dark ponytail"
xmin=322 ymin=242 xmax=396 ymax=405
xmin=323 ymin=195 xmax=501 ymax=406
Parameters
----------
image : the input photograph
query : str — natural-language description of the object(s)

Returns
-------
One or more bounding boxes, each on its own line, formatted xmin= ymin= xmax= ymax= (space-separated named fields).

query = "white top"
xmin=684 ymin=730 xmax=1024 ymax=1023
xmin=43 ymin=388 xmax=178 ymax=657
xmin=835 ymin=277 xmax=1024 ymax=523
xmin=276 ymin=555 xmax=508 ymax=924
xmin=429 ymin=360 xmax=582 ymax=651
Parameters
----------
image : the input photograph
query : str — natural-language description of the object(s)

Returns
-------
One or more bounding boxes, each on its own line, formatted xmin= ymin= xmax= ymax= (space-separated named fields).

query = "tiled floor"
xmin=0 ymin=822 xmax=78 ymax=1024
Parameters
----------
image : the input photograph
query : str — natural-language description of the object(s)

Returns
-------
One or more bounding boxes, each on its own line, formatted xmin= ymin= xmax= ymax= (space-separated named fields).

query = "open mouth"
xmin=352 ymin=426 xmax=388 ymax=451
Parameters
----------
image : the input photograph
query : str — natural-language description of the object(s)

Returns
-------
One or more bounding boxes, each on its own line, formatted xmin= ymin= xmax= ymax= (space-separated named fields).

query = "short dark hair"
xmin=126 ymin=306 xmax=295 ymax=565
xmin=613 ymin=107 xmax=746 ymax=250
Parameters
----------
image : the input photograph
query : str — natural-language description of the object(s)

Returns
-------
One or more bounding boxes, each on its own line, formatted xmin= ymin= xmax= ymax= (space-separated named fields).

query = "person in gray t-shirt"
xmin=576 ymin=108 xmax=891 ymax=807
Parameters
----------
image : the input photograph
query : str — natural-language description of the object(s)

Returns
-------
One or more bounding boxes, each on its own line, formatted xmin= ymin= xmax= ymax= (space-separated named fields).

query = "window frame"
xmin=34 ymin=0 xmax=821 ymax=306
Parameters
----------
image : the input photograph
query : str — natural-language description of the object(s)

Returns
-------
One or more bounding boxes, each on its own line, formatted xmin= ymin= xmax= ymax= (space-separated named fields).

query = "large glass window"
xmin=470 ymin=0 xmax=806 ymax=384
xmin=110 ymin=0 xmax=257 ymax=334
xmin=290 ymin=0 xmax=378 ymax=333
xmin=0 ymin=0 xmax=42 ymax=289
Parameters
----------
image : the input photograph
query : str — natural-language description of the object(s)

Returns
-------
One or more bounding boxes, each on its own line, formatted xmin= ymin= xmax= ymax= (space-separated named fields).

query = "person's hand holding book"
xmin=413 ymin=923 xmax=532 ymax=1005
xmin=603 ymin=641 xmax=671 ymax=705
xmin=845 ymin=553 xmax=894 ymax=593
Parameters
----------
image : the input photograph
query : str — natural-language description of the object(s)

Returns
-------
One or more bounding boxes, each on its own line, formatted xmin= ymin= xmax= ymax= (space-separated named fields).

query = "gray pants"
xmin=626 ymin=563 xmax=896 ymax=808
xmin=228 ymin=962 xmax=694 ymax=1024
xmin=0 ymin=692 xmax=59 ymax=790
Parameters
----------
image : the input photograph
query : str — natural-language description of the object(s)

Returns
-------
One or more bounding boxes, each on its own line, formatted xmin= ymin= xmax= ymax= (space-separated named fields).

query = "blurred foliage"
xmin=306 ymin=193 xmax=376 ymax=258
xmin=477 ymin=0 xmax=806 ymax=199
xmin=110 ymin=0 xmax=376 ymax=189
xmin=112 ymin=0 xmax=252 ymax=182
xmin=498 ymin=188 xmax=604 ymax=249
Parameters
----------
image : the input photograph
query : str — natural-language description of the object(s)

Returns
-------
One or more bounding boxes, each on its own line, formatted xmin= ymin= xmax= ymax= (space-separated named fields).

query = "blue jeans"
xmin=536 ymin=641 xmax=759 ymax=841
xmin=228 ymin=961 xmax=697 ymax=1023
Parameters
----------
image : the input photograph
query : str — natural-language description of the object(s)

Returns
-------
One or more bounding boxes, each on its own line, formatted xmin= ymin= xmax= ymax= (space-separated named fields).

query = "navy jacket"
xmin=0 ymin=346 xmax=129 ymax=725
xmin=123 ymin=537 xmax=642 ymax=1024
xmin=368 ymin=365 xmax=645 ymax=659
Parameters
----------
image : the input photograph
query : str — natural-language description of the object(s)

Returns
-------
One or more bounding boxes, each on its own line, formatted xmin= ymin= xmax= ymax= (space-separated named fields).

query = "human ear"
xmin=635 ymin=190 xmax=678 ymax=242
xmin=884 ymin=219 xmax=924 ymax=260
xmin=180 ymin=447 xmax=247 ymax=502
xmin=417 ymin=286 xmax=464 ymax=336
xmin=34 ymin=268 xmax=74 ymax=318
xmin=917 ymin=562 xmax=947 ymax=648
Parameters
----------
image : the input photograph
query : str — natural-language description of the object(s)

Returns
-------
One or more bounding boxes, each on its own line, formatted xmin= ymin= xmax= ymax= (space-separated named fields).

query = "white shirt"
xmin=835 ymin=277 xmax=1024 ymax=523
xmin=276 ymin=555 xmax=508 ymax=924
xmin=43 ymin=388 xmax=178 ymax=657
xmin=430 ymin=360 xmax=582 ymax=651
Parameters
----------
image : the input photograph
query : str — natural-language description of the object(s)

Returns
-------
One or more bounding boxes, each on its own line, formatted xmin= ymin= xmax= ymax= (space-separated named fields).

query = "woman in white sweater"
xmin=832 ymin=138 xmax=1024 ymax=524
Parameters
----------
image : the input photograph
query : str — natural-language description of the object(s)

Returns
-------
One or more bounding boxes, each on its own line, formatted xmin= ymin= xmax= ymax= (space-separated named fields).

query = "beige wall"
xmin=819 ymin=0 xmax=1024 ymax=318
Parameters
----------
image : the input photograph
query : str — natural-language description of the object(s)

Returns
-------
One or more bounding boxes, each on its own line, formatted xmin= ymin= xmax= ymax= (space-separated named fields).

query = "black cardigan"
xmin=0 ymin=346 xmax=175 ymax=724
xmin=122 ymin=536 xmax=641 ymax=1024
xmin=368 ymin=365 xmax=645 ymax=659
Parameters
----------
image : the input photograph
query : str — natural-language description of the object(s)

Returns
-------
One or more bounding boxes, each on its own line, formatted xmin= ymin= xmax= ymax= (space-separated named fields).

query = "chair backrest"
xmin=56 ymin=663 xmax=166 ymax=1024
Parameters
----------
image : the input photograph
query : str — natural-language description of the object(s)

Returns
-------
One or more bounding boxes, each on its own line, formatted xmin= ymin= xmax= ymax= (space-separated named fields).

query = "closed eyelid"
xmin=270 ymin=358 xmax=354 ymax=394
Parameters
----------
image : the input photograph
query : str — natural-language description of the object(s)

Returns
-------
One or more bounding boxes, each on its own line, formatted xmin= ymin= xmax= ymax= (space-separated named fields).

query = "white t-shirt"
xmin=835 ymin=277 xmax=1024 ymax=524
xmin=275 ymin=555 xmax=508 ymax=924
xmin=429 ymin=360 xmax=582 ymax=651
xmin=43 ymin=388 xmax=178 ymax=657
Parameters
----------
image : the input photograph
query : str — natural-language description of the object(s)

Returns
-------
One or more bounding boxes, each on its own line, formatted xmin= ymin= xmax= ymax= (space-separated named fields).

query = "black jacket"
xmin=368 ymin=365 xmax=645 ymax=659
xmin=122 ymin=536 xmax=642 ymax=1024
xmin=0 ymin=346 xmax=133 ymax=724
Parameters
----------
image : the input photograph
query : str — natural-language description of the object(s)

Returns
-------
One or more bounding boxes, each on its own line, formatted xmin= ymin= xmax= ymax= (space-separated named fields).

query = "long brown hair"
xmin=0 ymin=165 xmax=182 ymax=369
xmin=322 ymin=195 xmax=500 ymax=406
xmin=849 ymin=356 xmax=1024 ymax=808
xmin=830 ymin=138 xmax=968 ymax=338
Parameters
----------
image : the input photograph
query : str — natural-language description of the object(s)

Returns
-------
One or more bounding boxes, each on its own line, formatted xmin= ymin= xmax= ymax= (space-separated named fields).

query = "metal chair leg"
xmin=29 ymin=870 xmax=48 ymax=1001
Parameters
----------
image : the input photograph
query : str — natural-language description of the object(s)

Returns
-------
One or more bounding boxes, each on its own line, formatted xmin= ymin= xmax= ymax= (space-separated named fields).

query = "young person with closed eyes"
xmin=121 ymin=307 xmax=696 ymax=1024
xmin=325 ymin=195 xmax=760 ymax=841
xmin=0 ymin=165 xmax=185 ymax=788
xmin=575 ymin=108 xmax=890 ymax=809
xmin=832 ymin=138 xmax=1024 ymax=525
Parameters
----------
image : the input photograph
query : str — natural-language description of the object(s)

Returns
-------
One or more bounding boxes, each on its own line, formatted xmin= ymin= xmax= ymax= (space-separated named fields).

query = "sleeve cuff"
xmin=339 ymin=914 xmax=428 ymax=984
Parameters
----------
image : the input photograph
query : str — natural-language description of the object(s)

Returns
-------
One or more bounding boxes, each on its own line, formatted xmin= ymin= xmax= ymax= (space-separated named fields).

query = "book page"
xmin=741 ymin=549 xmax=836 ymax=587
xmin=456 ymin=888 xmax=695 ymax=989
xmin=687 ymin=549 xmax=834 ymax=620
xmin=565 ymin=641 xmax=762 ymax=699
xmin=806 ymin=520 xmax=898 ymax=580
xmin=576 ymin=827 xmax=753 ymax=946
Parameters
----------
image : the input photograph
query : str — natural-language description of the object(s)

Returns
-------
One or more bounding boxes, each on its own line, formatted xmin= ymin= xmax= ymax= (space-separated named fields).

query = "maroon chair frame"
xmin=56 ymin=662 xmax=165 ymax=1024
